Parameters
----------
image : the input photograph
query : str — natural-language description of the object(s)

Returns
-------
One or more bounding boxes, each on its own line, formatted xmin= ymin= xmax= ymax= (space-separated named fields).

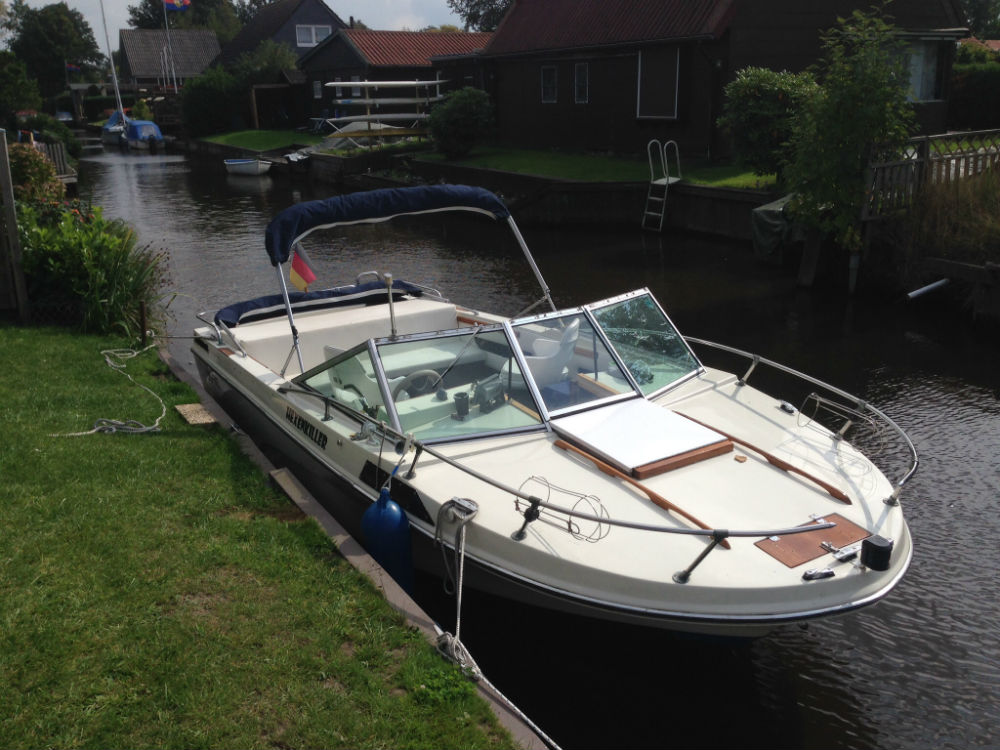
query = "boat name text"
xmin=286 ymin=407 xmax=328 ymax=449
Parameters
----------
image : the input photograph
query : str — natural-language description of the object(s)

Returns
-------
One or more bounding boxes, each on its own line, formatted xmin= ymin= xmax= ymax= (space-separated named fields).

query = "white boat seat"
xmin=523 ymin=318 xmax=580 ymax=388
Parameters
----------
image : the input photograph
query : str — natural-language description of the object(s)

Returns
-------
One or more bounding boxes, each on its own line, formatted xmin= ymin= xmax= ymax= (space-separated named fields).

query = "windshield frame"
xmin=584 ymin=288 xmax=703 ymax=398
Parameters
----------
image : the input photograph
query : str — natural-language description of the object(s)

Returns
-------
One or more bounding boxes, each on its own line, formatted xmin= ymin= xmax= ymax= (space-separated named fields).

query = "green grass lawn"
xmin=0 ymin=325 xmax=515 ymax=749
xmin=416 ymin=146 xmax=775 ymax=189
xmin=205 ymin=130 xmax=775 ymax=189
xmin=203 ymin=129 xmax=326 ymax=152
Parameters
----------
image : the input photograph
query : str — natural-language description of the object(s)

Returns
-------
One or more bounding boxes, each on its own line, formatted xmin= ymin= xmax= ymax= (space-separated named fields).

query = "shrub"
xmin=428 ymin=87 xmax=494 ymax=160
xmin=785 ymin=7 xmax=915 ymax=252
xmin=717 ymin=67 xmax=819 ymax=182
xmin=17 ymin=201 xmax=168 ymax=337
xmin=7 ymin=143 xmax=65 ymax=202
xmin=948 ymin=63 xmax=1000 ymax=129
xmin=18 ymin=112 xmax=82 ymax=157
xmin=131 ymin=98 xmax=152 ymax=121
xmin=181 ymin=66 xmax=242 ymax=136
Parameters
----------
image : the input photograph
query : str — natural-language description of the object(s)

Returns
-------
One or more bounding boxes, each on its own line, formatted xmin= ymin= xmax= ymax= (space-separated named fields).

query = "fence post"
xmin=0 ymin=129 xmax=31 ymax=324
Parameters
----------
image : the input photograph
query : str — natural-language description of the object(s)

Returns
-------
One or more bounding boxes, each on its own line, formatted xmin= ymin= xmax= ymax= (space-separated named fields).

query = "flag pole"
xmin=161 ymin=0 xmax=179 ymax=93
xmin=275 ymin=261 xmax=305 ymax=376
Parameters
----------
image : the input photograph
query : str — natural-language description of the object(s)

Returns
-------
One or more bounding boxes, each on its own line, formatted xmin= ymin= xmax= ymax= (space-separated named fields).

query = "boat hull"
xmin=224 ymin=159 xmax=272 ymax=176
xmin=192 ymin=343 xmax=910 ymax=638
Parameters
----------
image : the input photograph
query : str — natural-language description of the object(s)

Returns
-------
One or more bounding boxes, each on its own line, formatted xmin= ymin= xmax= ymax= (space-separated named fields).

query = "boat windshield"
xmin=510 ymin=312 xmax=635 ymax=413
xmin=376 ymin=328 xmax=543 ymax=440
xmin=588 ymin=291 xmax=700 ymax=395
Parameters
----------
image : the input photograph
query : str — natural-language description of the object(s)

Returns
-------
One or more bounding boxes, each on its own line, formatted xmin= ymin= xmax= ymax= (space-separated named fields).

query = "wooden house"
xmin=217 ymin=0 xmax=347 ymax=66
xmin=480 ymin=0 xmax=968 ymax=157
xmin=298 ymin=29 xmax=492 ymax=122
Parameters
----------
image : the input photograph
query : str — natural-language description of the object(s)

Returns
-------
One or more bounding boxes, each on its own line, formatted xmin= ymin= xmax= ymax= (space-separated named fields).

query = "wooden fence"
xmin=862 ymin=129 xmax=1000 ymax=221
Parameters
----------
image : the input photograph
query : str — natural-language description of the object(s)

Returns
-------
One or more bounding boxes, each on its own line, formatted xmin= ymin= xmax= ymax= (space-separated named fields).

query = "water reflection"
xmin=77 ymin=148 xmax=1000 ymax=750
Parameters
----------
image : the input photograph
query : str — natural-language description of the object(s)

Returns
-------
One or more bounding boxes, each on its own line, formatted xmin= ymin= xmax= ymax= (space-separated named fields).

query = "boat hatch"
xmin=552 ymin=399 xmax=732 ymax=478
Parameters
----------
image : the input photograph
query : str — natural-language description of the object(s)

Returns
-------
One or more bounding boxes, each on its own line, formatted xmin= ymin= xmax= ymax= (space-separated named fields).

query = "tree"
xmin=128 ymin=0 xmax=241 ymax=43
xmin=0 ymin=50 xmax=42 ymax=128
xmin=785 ymin=6 xmax=915 ymax=253
xmin=233 ymin=0 xmax=269 ymax=25
xmin=445 ymin=0 xmax=510 ymax=31
xmin=230 ymin=39 xmax=297 ymax=81
xmin=7 ymin=2 xmax=103 ymax=97
xmin=958 ymin=0 xmax=1000 ymax=37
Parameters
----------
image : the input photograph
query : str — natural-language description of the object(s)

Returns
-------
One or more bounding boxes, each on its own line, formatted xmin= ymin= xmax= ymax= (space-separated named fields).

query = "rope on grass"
xmin=52 ymin=344 xmax=167 ymax=437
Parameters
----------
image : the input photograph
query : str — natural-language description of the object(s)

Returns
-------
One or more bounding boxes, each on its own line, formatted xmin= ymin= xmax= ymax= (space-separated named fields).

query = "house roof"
xmin=484 ymin=0 xmax=734 ymax=56
xmin=219 ymin=0 xmax=346 ymax=64
xmin=339 ymin=29 xmax=493 ymax=67
xmin=962 ymin=36 xmax=1000 ymax=51
xmin=120 ymin=29 xmax=220 ymax=78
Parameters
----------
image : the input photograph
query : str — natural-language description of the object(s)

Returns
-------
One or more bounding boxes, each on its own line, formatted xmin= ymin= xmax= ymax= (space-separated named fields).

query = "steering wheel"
xmin=392 ymin=369 xmax=441 ymax=400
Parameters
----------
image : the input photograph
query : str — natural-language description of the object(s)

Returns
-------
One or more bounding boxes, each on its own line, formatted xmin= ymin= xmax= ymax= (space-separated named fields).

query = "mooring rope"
xmin=434 ymin=498 xmax=564 ymax=750
xmin=52 ymin=343 xmax=167 ymax=437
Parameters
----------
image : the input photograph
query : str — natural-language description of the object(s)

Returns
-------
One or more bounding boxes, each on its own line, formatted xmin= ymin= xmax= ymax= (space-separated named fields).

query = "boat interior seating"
xmin=235 ymin=297 xmax=458 ymax=373
xmin=521 ymin=318 xmax=580 ymax=387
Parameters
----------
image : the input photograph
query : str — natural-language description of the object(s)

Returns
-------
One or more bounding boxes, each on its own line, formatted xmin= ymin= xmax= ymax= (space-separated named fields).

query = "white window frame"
xmin=541 ymin=65 xmax=557 ymax=104
xmin=312 ymin=80 xmax=322 ymax=99
xmin=333 ymin=77 xmax=343 ymax=97
xmin=636 ymin=48 xmax=680 ymax=120
xmin=574 ymin=62 xmax=589 ymax=104
xmin=296 ymin=24 xmax=331 ymax=48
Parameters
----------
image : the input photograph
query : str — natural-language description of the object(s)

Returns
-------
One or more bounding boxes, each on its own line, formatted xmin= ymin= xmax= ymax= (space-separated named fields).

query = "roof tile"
xmin=343 ymin=29 xmax=493 ymax=67
xmin=120 ymin=29 xmax=221 ymax=78
xmin=486 ymin=0 xmax=733 ymax=56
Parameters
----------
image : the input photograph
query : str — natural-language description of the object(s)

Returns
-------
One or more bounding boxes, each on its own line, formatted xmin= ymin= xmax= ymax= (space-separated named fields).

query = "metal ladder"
xmin=641 ymin=139 xmax=682 ymax=231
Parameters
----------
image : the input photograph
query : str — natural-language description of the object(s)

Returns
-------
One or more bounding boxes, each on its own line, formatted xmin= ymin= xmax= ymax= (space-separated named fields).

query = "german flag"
xmin=289 ymin=246 xmax=317 ymax=292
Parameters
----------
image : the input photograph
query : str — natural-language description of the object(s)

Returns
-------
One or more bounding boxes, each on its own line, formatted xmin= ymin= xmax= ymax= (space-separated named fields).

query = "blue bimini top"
xmin=264 ymin=184 xmax=510 ymax=266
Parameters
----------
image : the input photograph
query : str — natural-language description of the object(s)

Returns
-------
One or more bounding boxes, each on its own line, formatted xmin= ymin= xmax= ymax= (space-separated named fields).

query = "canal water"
xmin=77 ymin=148 xmax=999 ymax=750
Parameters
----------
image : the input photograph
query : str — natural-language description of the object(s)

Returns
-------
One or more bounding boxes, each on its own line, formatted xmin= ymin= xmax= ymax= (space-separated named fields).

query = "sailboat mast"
xmin=99 ymin=0 xmax=126 ymax=118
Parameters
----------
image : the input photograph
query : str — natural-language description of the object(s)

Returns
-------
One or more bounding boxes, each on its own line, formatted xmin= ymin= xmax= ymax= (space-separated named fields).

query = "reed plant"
xmin=881 ymin=168 xmax=1000 ymax=285
xmin=17 ymin=201 xmax=168 ymax=337
xmin=0 ymin=325 xmax=515 ymax=749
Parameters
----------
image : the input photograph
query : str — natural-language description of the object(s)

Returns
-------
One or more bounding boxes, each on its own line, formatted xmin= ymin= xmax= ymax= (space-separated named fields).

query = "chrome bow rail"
xmin=684 ymin=337 xmax=919 ymax=505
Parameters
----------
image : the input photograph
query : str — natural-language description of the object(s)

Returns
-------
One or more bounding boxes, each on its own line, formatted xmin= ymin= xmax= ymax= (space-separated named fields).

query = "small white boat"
xmin=192 ymin=185 xmax=916 ymax=637
xmin=224 ymin=158 xmax=272 ymax=176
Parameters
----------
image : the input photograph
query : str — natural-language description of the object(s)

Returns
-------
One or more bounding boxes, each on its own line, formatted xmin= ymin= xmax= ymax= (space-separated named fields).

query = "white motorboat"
xmin=191 ymin=185 xmax=916 ymax=637
xmin=224 ymin=158 xmax=272 ymax=176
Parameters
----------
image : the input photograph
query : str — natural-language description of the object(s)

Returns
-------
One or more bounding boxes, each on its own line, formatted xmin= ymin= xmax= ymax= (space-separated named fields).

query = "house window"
xmin=296 ymin=25 xmax=331 ymax=48
xmin=541 ymin=66 xmax=557 ymax=103
xmin=312 ymin=80 xmax=322 ymax=99
xmin=575 ymin=63 xmax=589 ymax=104
xmin=906 ymin=40 xmax=941 ymax=101
xmin=333 ymin=77 xmax=343 ymax=97
xmin=636 ymin=47 xmax=679 ymax=119
xmin=351 ymin=75 xmax=361 ymax=97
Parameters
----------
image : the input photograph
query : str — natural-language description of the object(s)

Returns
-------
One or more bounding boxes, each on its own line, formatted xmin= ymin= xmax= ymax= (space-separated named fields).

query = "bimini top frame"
xmin=262 ymin=185 xmax=557 ymax=372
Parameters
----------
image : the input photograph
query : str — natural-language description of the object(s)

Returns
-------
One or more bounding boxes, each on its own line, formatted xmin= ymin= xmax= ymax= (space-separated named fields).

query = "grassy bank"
xmin=203 ymin=129 xmax=326 ymax=151
xmin=416 ymin=147 xmax=777 ymax=189
xmin=0 ymin=325 xmax=515 ymax=749
xmin=207 ymin=129 xmax=775 ymax=189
